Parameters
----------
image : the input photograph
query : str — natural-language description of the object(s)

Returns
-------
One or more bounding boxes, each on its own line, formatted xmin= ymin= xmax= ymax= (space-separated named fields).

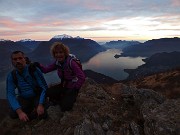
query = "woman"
xmin=39 ymin=42 xmax=85 ymax=111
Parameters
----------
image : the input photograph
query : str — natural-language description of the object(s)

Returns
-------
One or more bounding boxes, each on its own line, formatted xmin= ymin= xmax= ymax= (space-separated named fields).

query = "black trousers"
xmin=9 ymin=96 xmax=47 ymax=120
xmin=46 ymin=84 xmax=79 ymax=112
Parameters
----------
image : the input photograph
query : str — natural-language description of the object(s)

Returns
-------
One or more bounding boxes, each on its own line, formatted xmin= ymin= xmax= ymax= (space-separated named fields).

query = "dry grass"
xmin=126 ymin=69 xmax=180 ymax=99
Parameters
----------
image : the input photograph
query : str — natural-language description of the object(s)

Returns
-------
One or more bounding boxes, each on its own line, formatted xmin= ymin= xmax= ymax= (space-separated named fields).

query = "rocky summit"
xmin=0 ymin=78 xmax=179 ymax=135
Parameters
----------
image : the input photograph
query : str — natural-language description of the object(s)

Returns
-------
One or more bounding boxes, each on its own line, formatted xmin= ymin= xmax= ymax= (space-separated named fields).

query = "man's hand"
xmin=16 ymin=108 xmax=29 ymax=122
xmin=37 ymin=104 xmax=44 ymax=116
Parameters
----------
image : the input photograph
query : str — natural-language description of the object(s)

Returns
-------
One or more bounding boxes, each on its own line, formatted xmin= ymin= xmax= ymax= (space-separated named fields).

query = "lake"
xmin=83 ymin=49 xmax=145 ymax=80
xmin=0 ymin=49 xmax=145 ymax=99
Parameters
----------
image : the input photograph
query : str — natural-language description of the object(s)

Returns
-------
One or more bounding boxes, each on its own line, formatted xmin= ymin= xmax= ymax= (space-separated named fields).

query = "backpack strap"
xmin=55 ymin=60 xmax=65 ymax=85
xmin=28 ymin=63 xmax=37 ymax=80
xmin=11 ymin=69 xmax=19 ymax=88
xmin=28 ymin=63 xmax=47 ymax=95
xmin=69 ymin=56 xmax=82 ymax=70
xmin=69 ymin=57 xmax=74 ymax=70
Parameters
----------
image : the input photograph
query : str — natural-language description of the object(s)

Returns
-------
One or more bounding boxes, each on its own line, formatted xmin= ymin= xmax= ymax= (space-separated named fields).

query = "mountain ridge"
xmin=0 ymin=34 xmax=106 ymax=69
xmin=124 ymin=51 xmax=180 ymax=80
xmin=121 ymin=37 xmax=180 ymax=57
xmin=102 ymin=40 xmax=140 ymax=49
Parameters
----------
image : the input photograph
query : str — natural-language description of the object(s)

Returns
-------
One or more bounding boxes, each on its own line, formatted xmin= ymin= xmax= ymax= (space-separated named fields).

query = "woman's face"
xmin=54 ymin=46 xmax=65 ymax=62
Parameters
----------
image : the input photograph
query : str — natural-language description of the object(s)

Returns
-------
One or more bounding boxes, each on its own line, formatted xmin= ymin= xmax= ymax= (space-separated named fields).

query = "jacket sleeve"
xmin=39 ymin=62 xmax=56 ymax=73
xmin=70 ymin=60 xmax=86 ymax=89
xmin=6 ymin=73 xmax=21 ymax=111
xmin=34 ymin=68 xmax=48 ymax=104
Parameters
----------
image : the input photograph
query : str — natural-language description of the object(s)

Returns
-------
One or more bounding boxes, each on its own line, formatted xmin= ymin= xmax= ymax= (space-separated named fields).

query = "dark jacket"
xmin=40 ymin=56 xmax=85 ymax=89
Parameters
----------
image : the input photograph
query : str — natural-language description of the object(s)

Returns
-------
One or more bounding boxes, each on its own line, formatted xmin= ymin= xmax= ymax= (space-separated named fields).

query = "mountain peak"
xmin=52 ymin=34 xmax=84 ymax=40
xmin=52 ymin=34 xmax=73 ymax=39
xmin=74 ymin=36 xmax=84 ymax=39
xmin=0 ymin=39 xmax=11 ymax=42
xmin=18 ymin=39 xmax=35 ymax=42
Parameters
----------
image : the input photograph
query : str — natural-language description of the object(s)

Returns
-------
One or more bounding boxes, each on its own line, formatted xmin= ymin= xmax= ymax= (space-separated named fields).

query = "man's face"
xmin=11 ymin=52 xmax=26 ymax=70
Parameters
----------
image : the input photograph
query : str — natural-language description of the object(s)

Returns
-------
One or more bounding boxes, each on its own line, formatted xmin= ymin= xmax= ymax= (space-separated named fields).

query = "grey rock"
xmin=74 ymin=118 xmax=105 ymax=135
xmin=144 ymin=99 xmax=180 ymax=135
xmin=121 ymin=87 xmax=165 ymax=106
xmin=1 ymin=78 xmax=179 ymax=135
xmin=47 ymin=105 xmax=63 ymax=122
xmin=130 ymin=121 xmax=141 ymax=135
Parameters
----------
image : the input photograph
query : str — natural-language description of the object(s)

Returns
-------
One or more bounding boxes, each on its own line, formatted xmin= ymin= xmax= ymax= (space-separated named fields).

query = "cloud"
xmin=0 ymin=0 xmax=179 ymax=41
xmin=1 ymin=0 xmax=178 ymax=22
xmin=171 ymin=0 xmax=180 ymax=7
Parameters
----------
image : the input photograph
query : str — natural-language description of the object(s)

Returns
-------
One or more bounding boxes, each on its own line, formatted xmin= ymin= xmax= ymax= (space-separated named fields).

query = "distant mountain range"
xmin=16 ymin=40 xmax=41 ymax=51
xmin=0 ymin=34 xmax=106 ymax=75
xmin=124 ymin=51 xmax=180 ymax=80
xmin=1 ymin=36 xmax=180 ymax=80
xmin=120 ymin=37 xmax=180 ymax=57
xmin=102 ymin=40 xmax=140 ymax=49
xmin=29 ymin=35 xmax=106 ymax=64
xmin=0 ymin=40 xmax=31 ymax=68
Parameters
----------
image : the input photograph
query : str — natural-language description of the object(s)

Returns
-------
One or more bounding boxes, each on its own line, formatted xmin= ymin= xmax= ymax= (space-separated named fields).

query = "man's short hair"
xmin=11 ymin=51 xmax=25 ymax=59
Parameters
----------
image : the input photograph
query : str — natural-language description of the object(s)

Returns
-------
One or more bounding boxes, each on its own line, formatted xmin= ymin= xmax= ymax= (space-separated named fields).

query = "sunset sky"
xmin=0 ymin=0 xmax=180 ymax=42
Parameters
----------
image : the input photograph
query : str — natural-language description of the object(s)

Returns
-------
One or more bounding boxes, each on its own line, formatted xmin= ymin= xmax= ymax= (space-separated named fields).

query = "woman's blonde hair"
xmin=50 ymin=42 xmax=70 ymax=58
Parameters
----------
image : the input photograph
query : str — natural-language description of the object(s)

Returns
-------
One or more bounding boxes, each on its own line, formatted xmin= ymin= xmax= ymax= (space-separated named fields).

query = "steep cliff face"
xmin=0 ymin=78 xmax=179 ymax=135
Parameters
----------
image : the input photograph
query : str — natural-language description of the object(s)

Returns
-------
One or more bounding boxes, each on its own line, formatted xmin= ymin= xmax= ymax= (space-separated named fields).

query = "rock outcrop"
xmin=0 ymin=78 xmax=179 ymax=135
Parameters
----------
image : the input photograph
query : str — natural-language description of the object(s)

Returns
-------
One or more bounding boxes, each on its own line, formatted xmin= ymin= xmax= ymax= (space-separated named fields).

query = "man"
xmin=6 ymin=51 xmax=48 ymax=122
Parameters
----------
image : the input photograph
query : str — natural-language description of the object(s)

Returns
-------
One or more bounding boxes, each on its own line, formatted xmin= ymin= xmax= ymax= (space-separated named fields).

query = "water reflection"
xmin=83 ymin=49 xmax=145 ymax=80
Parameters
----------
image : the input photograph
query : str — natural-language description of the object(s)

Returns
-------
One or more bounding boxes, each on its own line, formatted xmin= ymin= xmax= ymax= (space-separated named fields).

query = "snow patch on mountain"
xmin=18 ymin=39 xmax=35 ymax=42
xmin=52 ymin=34 xmax=84 ymax=40
xmin=0 ymin=39 xmax=11 ymax=42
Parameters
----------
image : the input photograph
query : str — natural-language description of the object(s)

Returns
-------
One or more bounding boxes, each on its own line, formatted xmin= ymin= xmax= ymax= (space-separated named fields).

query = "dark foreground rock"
xmin=0 ymin=99 xmax=8 ymax=121
xmin=0 ymin=78 xmax=179 ymax=135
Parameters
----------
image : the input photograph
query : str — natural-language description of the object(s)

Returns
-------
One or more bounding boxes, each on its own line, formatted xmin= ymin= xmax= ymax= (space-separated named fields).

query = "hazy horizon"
xmin=1 ymin=34 xmax=176 ymax=43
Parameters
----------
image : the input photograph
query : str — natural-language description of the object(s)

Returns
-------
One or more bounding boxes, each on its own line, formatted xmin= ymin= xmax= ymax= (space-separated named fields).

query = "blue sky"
xmin=0 ymin=0 xmax=180 ymax=42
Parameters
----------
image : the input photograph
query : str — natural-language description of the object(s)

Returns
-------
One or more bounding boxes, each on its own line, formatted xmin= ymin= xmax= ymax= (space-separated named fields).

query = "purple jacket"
xmin=40 ymin=56 xmax=85 ymax=89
